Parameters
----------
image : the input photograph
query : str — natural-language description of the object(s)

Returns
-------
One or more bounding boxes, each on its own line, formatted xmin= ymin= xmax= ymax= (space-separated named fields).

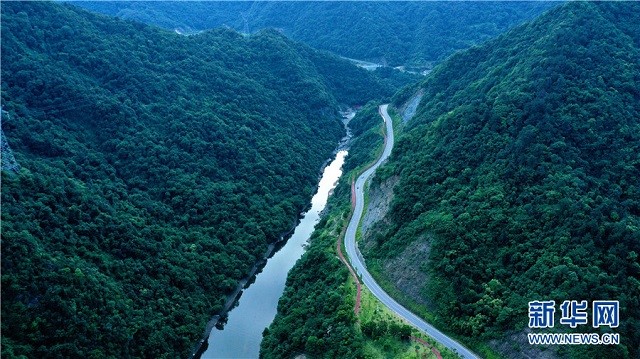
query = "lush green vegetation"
xmin=259 ymin=199 xmax=364 ymax=358
xmin=261 ymin=103 xmax=462 ymax=359
xmin=342 ymin=104 xmax=387 ymax=176
xmin=260 ymin=104 xmax=382 ymax=358
xmin=360 ymin=288 xmax=462 ymax=359
xmin=71 ymin=1 xmax=555 ymax=67
xmin=366 ymin=2 xmax=640 ymax=358
xmin=0 ymin=2 xmax=397 ymax=357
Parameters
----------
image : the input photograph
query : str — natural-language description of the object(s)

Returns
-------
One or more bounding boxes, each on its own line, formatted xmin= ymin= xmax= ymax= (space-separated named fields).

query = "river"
xmin=198 ymin=149 xmax=348 ymax=358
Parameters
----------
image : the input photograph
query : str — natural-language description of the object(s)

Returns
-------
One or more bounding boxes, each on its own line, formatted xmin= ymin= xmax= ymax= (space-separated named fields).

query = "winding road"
xmin=344 ymin=104 xmax=480 ymax=359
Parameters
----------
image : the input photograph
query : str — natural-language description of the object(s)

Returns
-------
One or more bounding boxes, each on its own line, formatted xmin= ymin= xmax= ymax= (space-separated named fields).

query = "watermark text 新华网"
xmin=527 ymin=300 xmax=620 ymax=346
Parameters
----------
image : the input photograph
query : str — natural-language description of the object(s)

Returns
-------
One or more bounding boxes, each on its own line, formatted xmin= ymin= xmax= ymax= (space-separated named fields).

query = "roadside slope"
xmin=0 ymin=2 xmax=393 ymax=357
xmin=365 ymin=2 xmax=640 ymax=358
xmin=70 ymin=1 xmax=555 ymax=67
xmin=344 ymin=105 xmax=479 ymax=359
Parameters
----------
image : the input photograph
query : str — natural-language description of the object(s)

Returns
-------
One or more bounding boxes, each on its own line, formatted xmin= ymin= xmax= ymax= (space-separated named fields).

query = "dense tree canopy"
xmin=71 ymin=1 xmax=555 ymax=67
xmin=260 ymin=103 xmax=386 ymax=358
xmin=0 ymin=1 xmax=396 ymax=357
xmin=366 ymin=2 xmax=640 ymax=358
xmin=259 ymin=212 xmax=365 ymax=359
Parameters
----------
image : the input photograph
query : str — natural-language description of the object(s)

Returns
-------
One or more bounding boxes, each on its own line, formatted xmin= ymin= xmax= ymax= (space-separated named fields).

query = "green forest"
xmin=70 ymin=1 xmax=554 ymax=67
xmin=0 ymin=2 xmax=399 ymax=357
xmin=261 ymin=103 xmax=463 ymax=359
xmin=259 ymin=198 xmax=364 ymax=358
xmin=260 ymin=104 xmax=386 ymax=358
xmin=3 ymin=1 xmax=639 ymax=358
xmin=363 ymin=2 xmax=639 ymax=358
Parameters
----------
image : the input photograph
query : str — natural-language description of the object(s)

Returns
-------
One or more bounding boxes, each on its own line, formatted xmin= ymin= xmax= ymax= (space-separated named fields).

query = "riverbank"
xmin=192 ymin=111 xmax=353 ymax=358
xmin=190 ymin=239 xmax=282 ymax=358
xmin=248 ymin=103 xmax=459 ymax=358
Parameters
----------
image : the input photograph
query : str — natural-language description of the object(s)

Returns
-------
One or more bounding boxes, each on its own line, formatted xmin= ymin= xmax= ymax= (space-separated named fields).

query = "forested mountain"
xmin=0 ymin=1 xmax=397 ymax=357
xmin=260 ymin=103 xmax=385 ymax=358
xmin=69 ymin=1 xmax=555 ymax=67
xmin=363 ymin=2 xmax=639 ymax=358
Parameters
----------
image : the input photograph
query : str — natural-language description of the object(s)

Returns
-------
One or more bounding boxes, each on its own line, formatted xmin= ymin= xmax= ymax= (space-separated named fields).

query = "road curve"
xmin=344 ymin=104 xmax=480 ymax=359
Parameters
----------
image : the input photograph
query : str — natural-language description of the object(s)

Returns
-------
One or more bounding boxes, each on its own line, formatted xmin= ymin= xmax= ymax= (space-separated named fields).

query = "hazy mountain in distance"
xmin=365 ymin=2 xmax=639 ymax=357
xmin=0 ymin=1 xmax=399 ymax=357
xmin=69 ymin=1 xmax=556 ymax=68
xmin=258 ymin=1 xmax=639 ymax=358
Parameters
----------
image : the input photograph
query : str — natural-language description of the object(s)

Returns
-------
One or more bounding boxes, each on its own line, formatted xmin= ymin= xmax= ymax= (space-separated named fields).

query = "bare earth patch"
xmin=361 ymin=175 xmax=398 ymax=239
xmin=382 ymin=238 xmax=434 ymax=309
xmin=360 ymin=175 xmax=434 ymax=309
xmin=489 ymin=329 xmax=560 ymax=359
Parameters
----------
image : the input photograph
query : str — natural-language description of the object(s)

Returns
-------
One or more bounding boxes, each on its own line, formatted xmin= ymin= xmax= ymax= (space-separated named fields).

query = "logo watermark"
xmin=527 ymin=300 xmax=620 ymax=346
xmin=528 ymin=333 xmax=620 ymax=345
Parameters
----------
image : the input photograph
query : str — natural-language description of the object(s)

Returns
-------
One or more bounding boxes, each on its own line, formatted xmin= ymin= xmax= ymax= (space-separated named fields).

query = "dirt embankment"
xmin=490 ymin=330 xmax=560 ymax=359
xmin=360 ymin=175 xmax=398 ymax=238
xmin=360 ymin=175 xmax=434 ymax=309
xmin=397 ymin=89 xmax=424 ymax=123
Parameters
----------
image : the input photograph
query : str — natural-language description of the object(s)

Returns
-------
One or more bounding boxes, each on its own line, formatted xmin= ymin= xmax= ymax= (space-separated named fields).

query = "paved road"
xmin=344 ymin=104 xmax=481 ymax=359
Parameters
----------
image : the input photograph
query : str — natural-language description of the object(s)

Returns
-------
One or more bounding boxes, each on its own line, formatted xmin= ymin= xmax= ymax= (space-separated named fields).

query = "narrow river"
xmin=199 ymin=149 xmax=348 ymax=358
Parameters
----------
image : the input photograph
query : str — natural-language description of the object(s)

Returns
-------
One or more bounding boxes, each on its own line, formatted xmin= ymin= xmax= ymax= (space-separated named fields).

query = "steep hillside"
xmin=365 ymin=2 xmax=639 ymax=358
xmin=260 ymin=103 xmax=384 ymax=358
xmin=70 ymin=1 xmax=555 ymax=67
xmin=0 ymin=2 xmax=394 ymax=357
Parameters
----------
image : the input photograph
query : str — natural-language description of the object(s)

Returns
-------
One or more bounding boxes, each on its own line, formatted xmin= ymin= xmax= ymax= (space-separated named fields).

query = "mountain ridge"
xmin=70 ymin=1 xmax=556 ymax=68
xmin=0 ymin=1 xmax=396 ymax=357
xmin=366 ymin=2 xmax=639 ymax=357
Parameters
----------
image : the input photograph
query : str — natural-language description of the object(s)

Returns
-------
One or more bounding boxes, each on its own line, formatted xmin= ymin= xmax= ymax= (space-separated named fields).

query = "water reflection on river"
xmin=200 ymin=150 xmax=347 ymax=358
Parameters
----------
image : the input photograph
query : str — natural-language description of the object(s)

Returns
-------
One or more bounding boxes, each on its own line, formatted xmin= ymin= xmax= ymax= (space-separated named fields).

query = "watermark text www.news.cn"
xmin=527 ymin=300 xmax=619 ymax=346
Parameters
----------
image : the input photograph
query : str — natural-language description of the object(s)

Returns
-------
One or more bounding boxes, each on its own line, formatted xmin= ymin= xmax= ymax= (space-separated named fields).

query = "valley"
xmin=0 ymin=2 xmax=395 ymax=357
xmin=2 ymin=2 xmax=638 ymax=359
xmin=344 ymin=104 xmax=478 ymax=359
